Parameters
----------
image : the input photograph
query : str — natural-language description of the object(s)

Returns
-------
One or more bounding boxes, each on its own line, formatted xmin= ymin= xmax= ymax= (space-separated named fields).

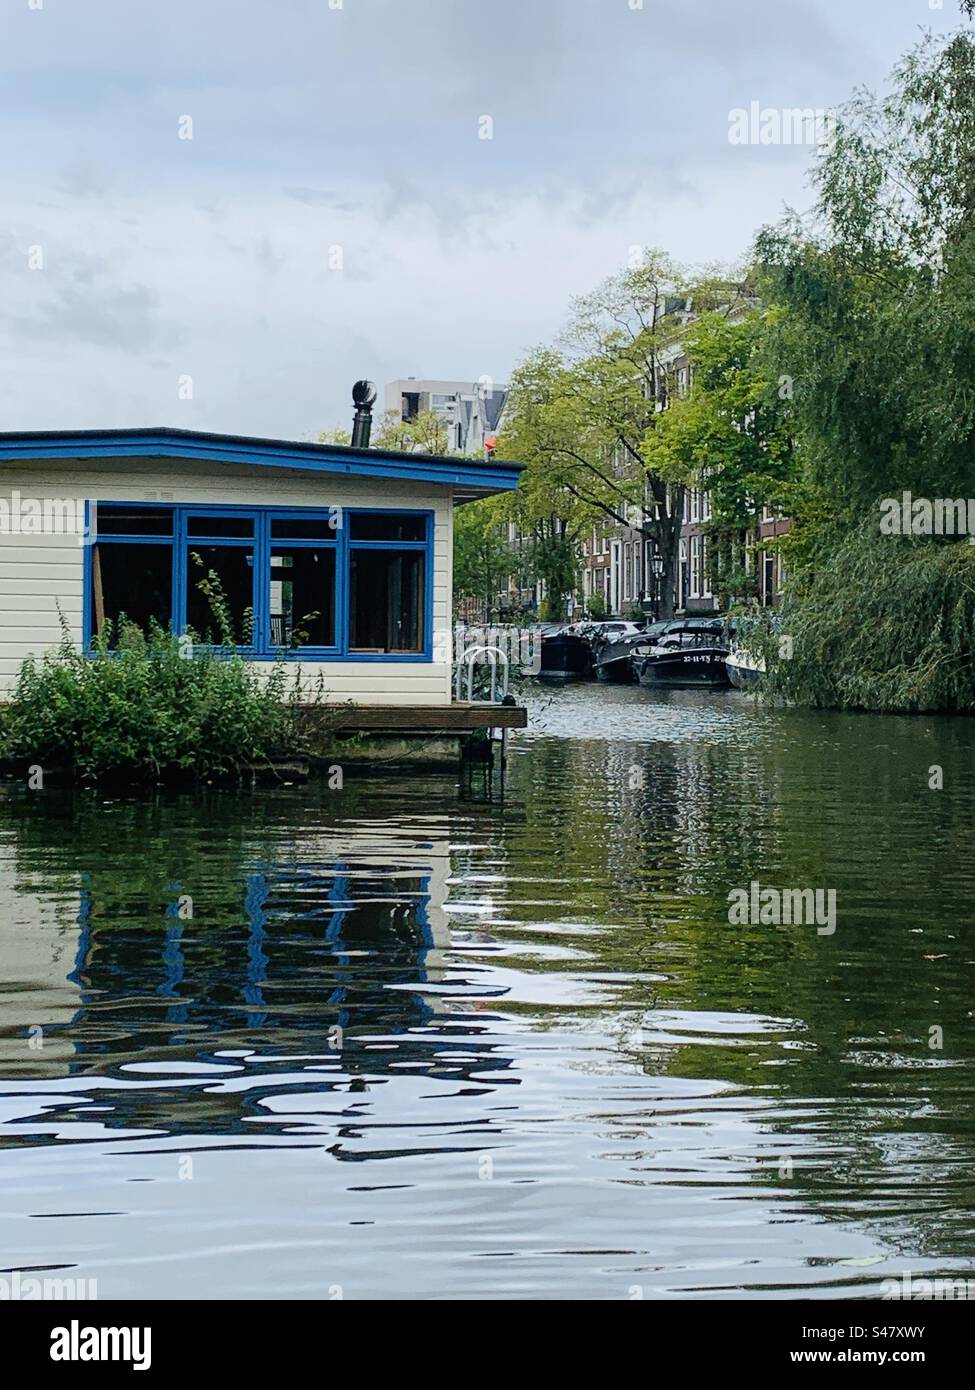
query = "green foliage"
xmin=645 ymin=307 xmax=796 ymax=525
xmin=318 ymin=408 xmax=449 ymax=455
xmin=521 ymin=526 xmax=578 ymax=621
xmin=317 ymin=426 xmax=352 ymax=446
xmin=756 ymin=31 xmax=975 ymax=529
xmin=758 ymin=526 xmax=975 ymax=713
xmin=502 ymin=253 xmax=757 ymax=617
xmin=742 ymin=27 xmax=975 ymax=713
xmin=642 ymin=304 xmax=798 ymax=609
xmin=0 ymin=615 xmax=323 ymax=785
xmin=373 ymin=408 xmax=449 ymax=454
xmin=586 ymin=590 xmax=608 ymax=619
xmin=452 ymin=495 xmax=516 ymax=618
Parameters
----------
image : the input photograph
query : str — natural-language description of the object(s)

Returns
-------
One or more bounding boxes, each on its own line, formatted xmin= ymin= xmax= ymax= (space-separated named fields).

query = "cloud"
xmin=14 ymin=281 xmax=165 ymax=350
xmin=284 ymin=187 xmax=360 ymax=211
xmin=0 ymin=0 xmax=959 ymax=434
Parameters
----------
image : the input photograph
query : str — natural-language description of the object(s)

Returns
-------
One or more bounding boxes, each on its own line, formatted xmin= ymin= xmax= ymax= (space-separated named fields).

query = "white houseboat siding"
xmin=0 ymin=456 xmax=455 ymax=705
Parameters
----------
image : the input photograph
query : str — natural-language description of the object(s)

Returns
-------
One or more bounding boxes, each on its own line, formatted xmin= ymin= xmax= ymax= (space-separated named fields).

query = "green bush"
xmin=0 ymin=616 xmax=318 ymax=784
xmin=757 ymin=526 xmax=975 ymax=714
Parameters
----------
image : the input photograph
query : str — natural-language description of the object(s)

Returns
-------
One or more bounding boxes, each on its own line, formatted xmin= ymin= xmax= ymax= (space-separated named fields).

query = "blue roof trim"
xmin=0 ymin=427 xmax=523 ymax=494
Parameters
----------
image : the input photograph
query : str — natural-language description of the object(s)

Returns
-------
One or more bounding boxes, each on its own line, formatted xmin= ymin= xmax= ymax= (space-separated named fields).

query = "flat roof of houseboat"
xmin=0 ymin=426 xmax=523 ymax=500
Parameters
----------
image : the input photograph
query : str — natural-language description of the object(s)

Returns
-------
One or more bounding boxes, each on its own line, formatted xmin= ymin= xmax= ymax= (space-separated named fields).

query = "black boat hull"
xmin=592 ymin=632 xmax=654 ymax=683
xmin=635 ymin=647 xmax=731 ymax=689
xmin=539 ymin=635 xmax=592 ymax=680
xmin=594 ymin=653 xmax=636 ymax=683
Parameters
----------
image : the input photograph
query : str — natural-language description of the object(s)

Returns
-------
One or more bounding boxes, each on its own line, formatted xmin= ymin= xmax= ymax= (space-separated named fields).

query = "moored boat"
xmin=726 ymin=645 xmax=766 ymax=690
xmin=631 ymin=619 xmax=731 ymax=689
xmin=591 ymin=622 xmax=653 ymax=683
xmin=538 ymin=624 xmax=592 ymax=680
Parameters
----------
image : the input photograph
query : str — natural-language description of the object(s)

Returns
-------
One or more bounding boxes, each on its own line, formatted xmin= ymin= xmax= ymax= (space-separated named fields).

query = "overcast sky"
xmin=0 ymin=0 xmax=961 ymax=440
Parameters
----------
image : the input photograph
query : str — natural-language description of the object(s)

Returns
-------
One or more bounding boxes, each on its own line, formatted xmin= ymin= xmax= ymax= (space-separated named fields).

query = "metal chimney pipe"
xmin=351 ymin=380 xmax=377 ymax=448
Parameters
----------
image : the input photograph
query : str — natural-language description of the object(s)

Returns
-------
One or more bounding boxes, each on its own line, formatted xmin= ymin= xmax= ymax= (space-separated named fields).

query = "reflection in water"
xmin=0 ymin=684 xmax=973 ymax=1298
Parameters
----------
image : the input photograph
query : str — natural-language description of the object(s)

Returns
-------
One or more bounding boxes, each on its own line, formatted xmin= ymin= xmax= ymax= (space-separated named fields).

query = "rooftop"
xmin=0 ymin=426 xmax=523 ymax=501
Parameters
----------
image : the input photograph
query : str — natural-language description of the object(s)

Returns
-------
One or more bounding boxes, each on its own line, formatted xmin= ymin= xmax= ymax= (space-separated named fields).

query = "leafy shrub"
xmin=0 ymin=615 xmax=322 ymax=784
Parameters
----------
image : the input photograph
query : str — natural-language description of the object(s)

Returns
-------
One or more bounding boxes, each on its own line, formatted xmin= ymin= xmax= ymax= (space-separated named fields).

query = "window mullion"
xmin=339 ymin=516 xmax=349 ymax=656
xmin=175 ymin=507 xmax=187 ymax=635
xmin=257 ymin=511 xmax=269 ymax=655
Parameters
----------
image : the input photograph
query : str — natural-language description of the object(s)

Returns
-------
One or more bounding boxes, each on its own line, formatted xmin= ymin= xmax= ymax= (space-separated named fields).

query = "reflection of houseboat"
xmin=631 ymin=620 xmax=731 ymax=689
xmin=0 ymin=860 xmax=83 ymax=1072
xmin=0 ymin=805 xmax=497 ymax=1087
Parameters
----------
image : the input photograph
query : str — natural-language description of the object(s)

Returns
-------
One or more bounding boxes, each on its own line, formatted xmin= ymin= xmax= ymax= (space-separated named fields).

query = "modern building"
xmin=0 ymin=426 xmax=523 ymax=706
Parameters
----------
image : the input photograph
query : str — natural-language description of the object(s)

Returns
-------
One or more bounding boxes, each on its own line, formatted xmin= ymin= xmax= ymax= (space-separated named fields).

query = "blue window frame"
xmin=84 ymin=502 xmax=434 ymax=661
xmin=181 ymin=509 xmax=261 ymax=649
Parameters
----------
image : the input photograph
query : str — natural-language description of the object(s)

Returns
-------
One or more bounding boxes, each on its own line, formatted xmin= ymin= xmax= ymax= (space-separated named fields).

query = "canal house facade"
xmin=0 ymin=427 xmax=523 ymax=705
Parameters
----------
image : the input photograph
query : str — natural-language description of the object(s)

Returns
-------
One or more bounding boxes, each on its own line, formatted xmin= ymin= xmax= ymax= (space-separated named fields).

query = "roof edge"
xmin=0 ymin=426 xmax=523 ymax=495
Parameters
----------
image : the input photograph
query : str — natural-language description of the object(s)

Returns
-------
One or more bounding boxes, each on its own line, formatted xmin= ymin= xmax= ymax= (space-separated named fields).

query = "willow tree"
xmin=754 ymin=25 xmax=975 ymax=711
xmin=501 ymin=253 xmax=752 ymax=617
xmin=756 ymin=28 xmax=975 ymax=528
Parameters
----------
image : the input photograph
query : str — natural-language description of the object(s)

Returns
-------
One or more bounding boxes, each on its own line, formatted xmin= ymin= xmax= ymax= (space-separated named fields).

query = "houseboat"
xmin=0 ymin=399 xmax=526 ymax=756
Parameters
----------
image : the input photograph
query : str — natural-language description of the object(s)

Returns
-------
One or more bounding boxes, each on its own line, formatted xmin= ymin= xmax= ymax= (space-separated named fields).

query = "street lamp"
xmin=651 ymin=554 xmax=665 ymax=621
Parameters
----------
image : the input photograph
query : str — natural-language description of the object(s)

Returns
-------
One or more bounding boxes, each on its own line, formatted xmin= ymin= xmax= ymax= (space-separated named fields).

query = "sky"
xmin=0 ymin=0 xmax=963 ymax=440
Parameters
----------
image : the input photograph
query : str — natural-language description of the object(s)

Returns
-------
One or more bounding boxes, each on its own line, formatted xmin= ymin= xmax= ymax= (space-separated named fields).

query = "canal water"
xmin=0 ymin=684 xmax=973 ymax=1300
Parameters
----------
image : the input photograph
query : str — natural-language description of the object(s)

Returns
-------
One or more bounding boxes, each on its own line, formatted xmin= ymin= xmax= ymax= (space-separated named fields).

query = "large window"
xmin=350 ymin=550 xmax=424 ymax=653
xmin=270 ymin=548 xmax=336 ymax=648
xmin=266 ymin=512 xmax=338 ymax=650
xmin=87 ymin=504 xmax=431 ymax=659
xmin=690 ymin=535 xmax=702 ymax=597
xmin=91 ymin=505 xmax=175 ymax=644
xmin=185 ymin=544 xmax=256 ymax=646
xmin=181 ymin=511 xmax=257 ymax=645
xmin=349 ymin=512 xmax=427 ymax=654
xmin=349 ymin=513 xmax=426 ymax=543
xmin=92 ymin=542 xmax=173 ymax=641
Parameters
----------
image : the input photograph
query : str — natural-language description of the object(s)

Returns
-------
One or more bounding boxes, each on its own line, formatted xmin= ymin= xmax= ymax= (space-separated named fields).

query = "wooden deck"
xmin=324 ymin=702 xmax=528 ymax=733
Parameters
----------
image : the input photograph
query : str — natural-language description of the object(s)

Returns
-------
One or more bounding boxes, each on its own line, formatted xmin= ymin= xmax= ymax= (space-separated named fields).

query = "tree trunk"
xmin=657 ymin=541 xmax=673 ymax=618
xmin=647 ymin=487 xmax=684 ymax=620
